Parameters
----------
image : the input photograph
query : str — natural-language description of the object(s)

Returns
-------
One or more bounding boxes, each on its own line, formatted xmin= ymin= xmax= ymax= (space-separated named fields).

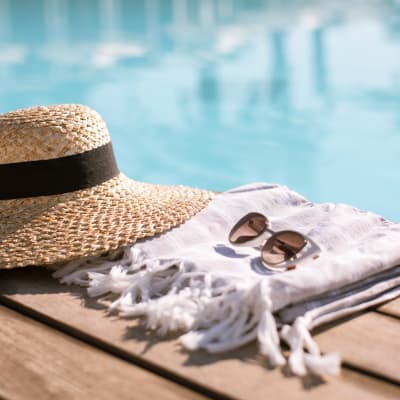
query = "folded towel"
xmin=54 ymin=183 xmax=400 ymax=376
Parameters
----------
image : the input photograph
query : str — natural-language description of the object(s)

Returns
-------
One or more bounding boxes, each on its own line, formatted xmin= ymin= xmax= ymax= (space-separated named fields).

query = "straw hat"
xmin=0 ymin=104 xmax=214 ymax=269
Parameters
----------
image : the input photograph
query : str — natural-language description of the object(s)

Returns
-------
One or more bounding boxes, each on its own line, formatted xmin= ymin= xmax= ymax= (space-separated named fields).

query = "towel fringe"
xmin=280 ymin=317 xmax=340 ymax=376
xmin=54 ymin=246 xmax=339 ymax=376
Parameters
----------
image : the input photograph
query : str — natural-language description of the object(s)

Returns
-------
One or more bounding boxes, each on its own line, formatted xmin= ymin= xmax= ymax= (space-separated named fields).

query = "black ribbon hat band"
xmin=0 ymin=142 xmax=119 ymax=200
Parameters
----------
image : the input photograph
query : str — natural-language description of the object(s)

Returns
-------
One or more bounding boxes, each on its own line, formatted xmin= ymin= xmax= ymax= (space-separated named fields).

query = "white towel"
xmin=53 ymin=183 xmax=400 ymax=376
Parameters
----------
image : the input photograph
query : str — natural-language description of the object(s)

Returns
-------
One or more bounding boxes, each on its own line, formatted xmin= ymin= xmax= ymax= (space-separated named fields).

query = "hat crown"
xmin=0 ymin=104 xmax=111 ymax=164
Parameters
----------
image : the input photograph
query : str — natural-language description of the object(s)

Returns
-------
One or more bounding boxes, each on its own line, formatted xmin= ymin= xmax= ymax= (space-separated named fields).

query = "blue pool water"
xmin=1 ymin=0 xmax=400 ymax=221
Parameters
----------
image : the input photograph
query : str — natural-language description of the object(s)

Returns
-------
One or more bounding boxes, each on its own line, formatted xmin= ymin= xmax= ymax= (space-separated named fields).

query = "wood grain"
xmin=0 ymin=305 xmax=205 ymax=400
xmin=377 ymin=298 xmax=400 ymax=319
xmin=0 ymin=267 xmax=399 ymax=400
xmin=315 ymin=312 xmax=400 ymax=383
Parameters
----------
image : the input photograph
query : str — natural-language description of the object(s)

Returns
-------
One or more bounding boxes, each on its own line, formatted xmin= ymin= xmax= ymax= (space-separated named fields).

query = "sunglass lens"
xmin=261 ymin=232 xmax=306 ymax=265
xmin=229 ymin=214 xmax=267 ymax=244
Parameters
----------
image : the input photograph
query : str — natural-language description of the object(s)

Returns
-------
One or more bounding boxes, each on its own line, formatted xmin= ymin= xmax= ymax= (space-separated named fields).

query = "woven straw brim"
xmin=0 ymin=174 xmax=214 ymax=269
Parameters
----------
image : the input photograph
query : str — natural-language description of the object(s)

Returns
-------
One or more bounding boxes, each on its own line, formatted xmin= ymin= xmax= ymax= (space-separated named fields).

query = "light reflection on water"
xmin=0 ymin=0 xmax=400 ymax=220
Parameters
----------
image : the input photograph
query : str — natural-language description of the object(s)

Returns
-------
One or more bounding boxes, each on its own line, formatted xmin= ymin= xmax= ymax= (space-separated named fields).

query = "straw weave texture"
xmin=0 ymin=104 xmax=110 ymax=163
xmin=0 ymin=105 xmax=214 ymax=269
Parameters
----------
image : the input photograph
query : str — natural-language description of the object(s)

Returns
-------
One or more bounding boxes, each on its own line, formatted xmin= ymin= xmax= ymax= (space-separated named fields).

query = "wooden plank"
xmin=315 ymin=312 xmax=400 ymax=383
xmin=0 ymin=267 xmax=399 ymax=400
xmin=377 ymin=298 xmax=400 ymax=319
xmin=0 ymin=305 xmax=204 ymax=400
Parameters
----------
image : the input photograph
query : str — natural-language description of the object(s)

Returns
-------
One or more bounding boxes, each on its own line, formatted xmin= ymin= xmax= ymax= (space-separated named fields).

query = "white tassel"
xmin=258 ymin=308 xmax=286 ymax=367
xmin=280 ymin=316 xmax=340 ymax=376
xmin=180 ymin=286 xmax=258 ymax=353
xmin=304 ymin=352 xmax=341 ymax=376
xmin=256 ymin=286 xmax=286 ymax=367
xmin=53 ymin=247 xmax=144 ymax=286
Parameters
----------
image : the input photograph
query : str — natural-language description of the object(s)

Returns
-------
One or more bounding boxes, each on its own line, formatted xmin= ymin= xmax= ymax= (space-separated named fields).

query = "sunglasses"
xmin=228 ymin=212 xmax=320 ymax=272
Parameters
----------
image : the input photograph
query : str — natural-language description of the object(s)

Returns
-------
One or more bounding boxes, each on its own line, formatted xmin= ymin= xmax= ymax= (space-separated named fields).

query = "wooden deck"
xmin=0 ymin=266 xmax=399 ymax=400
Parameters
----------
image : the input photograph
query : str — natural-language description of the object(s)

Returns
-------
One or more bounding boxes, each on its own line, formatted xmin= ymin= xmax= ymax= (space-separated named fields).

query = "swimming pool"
xmin=1 ymin=0 xmax=400 ymax=221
